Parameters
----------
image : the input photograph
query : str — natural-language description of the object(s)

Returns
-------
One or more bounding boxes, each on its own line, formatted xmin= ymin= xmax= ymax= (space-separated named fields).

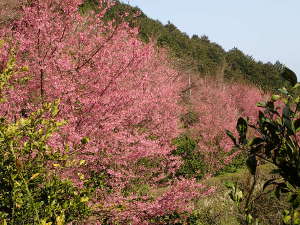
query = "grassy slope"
xmin=192 ymin=163 xmax=286 ymax=225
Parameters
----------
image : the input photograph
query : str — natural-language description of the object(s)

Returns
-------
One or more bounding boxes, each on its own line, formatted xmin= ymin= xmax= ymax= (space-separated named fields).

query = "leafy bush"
xmin=0 ymin=55 xmax=91 ymax=225
xmin=172 ymin=135 xmax=206 ymax=180
xmin=215 ymin=151 xmax=247 ymax=175
xmin=227 ymin=85 xmax=300 ymax=224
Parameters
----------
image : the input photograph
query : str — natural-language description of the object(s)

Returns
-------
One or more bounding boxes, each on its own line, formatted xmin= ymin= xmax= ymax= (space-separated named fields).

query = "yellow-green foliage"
xmin=0 ymin=53 xmax=91 ymax=225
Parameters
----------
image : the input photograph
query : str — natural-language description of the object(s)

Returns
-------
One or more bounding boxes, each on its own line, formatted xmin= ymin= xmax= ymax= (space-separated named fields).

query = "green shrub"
xmin=215 ymin=151 xmax=247 ymax=176
xmin=0 ymin=55 xmax=91 ymax=225
xmin=227 ymin=85 xmax=300 ymax=224
xmin=172 ymin=135 xmax=206 ymax=180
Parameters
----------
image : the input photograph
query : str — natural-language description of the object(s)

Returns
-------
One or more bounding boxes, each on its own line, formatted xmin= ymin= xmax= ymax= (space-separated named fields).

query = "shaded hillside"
xmin=81 ymin=0 xmax=297 ymax=91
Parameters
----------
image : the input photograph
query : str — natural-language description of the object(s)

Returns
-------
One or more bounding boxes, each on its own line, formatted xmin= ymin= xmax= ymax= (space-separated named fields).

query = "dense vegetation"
xmin=0 ymin=0 xmax=299 ymax=224
xmin=226 ymin=87 xmax=300 ymax=224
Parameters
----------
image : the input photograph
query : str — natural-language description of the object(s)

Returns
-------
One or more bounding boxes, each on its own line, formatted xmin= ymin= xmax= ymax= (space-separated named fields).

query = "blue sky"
xmin=127 ymin=0 xmax=300 ymax=79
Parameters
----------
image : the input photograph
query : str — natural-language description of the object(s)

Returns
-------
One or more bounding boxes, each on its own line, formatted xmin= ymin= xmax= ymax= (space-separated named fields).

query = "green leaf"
xmin=224 ymin=181 xmax=235 ymax=189
xmin=41 ymin=219 xmax=52 ymax=225
xmin=258 ymin=111 xmax=265 ymax=124
xmin=80 ymin=196 xmax=89 ymax=203
xmin=0 ymin=39 xmax=4 ymax=48
xmin=293 ymin=83 xmax=300 ymax=89
xmin=249 ymin=137 xmax=264 ymax=147
xmin=246 ymin=155 xmax=257 ymax=175
xmin=283 ymin=215 xmax=291 ymax=224
xmin=78 ymin=173 xmax=85 ymax=180
xmin=237 ymin=117 xmax=247 ymax=135
xmin=246 ymin=214 xmax=253 ymax=224
xmin=275 ymin=185 xmax=281 ymax=199
xmin=278 ymin=87 xmax=288 ymax=95
xmin=236 ymin=117 xmax=247 ymax=144
xmin=283 ymin=105 xmax=292 ymax=118
xmin=274 ymin=183 xmax=288 ymax=199
xmin=236 ymin=190 xmax=243 ymax=202
xmin=51 ymin=105 xmax=59 ymax=117
xmin=56 ymin=214 xmax=65 ymax=225
xmin=294 ymin=211 xmax=300 ymax=224
xmin=79 ymin=159 xmax=86 ymax=166
xmin=81 ymin=137 xmax=90 ymax=145
xmin=283 ymin=105 xmax=294 ymax=134
xmin=29 ymin=173 xmax=40 ymax=181
xmin=226 ymin=130 xmax=237 ymax=146
xmin=294 ymin=119 xmax=300 ymax=133
xmin=256 ymin=101 xmax=266 ymax=108
xmin=289 ymin=193 xmax=300 ymax=209
xmin=271 ymin=94 xmax=281 ymax=101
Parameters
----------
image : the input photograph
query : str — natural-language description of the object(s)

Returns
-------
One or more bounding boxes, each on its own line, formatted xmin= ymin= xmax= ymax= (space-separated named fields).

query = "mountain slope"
xmin=91 ymin=0 xmax=297 ymax=91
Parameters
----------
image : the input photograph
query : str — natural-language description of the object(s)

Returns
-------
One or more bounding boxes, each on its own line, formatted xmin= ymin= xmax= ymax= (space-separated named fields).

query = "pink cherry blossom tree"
xmin=0 ymin=0 xmax=208 ymax=223
xmin=189 ymin=78 xmax=264 ymax=173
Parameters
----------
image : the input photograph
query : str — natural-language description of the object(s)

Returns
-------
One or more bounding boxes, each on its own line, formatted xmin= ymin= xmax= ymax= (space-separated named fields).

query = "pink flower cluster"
xmin=189 ymin=78 xmax=264 ymax=173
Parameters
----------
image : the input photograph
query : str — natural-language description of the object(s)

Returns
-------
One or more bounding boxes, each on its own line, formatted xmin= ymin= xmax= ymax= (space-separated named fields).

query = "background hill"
xmin=80 ymin=0 xmax=297 ymax=91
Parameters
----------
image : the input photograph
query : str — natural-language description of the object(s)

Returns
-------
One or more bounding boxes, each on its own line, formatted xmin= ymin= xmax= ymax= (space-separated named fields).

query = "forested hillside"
xmin=92 ymin=0 xmax=297 ymax=91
